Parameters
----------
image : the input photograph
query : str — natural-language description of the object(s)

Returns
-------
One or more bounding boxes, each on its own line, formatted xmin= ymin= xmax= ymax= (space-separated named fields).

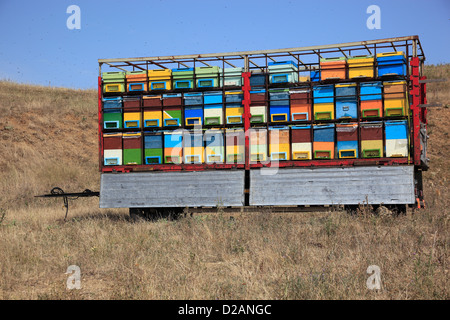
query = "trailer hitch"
xmin=35 ymin=187 xmax=99 ymax=221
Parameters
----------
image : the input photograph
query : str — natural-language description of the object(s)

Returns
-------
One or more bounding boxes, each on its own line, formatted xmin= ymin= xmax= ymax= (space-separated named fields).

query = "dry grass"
xmin=0 ymin=65 xmax=448 ymax=300
xmin=0 ymin=207 xmax=447 ymax=300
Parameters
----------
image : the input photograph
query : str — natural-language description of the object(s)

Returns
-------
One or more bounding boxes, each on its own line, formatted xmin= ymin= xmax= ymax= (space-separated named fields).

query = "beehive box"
xmin=320 ymin=57 xmax=347 ymax=80
xmin=291 ymin=125 xmax=312 ymax=160
xmin=347 ymin=55 xmax=374 ymax=78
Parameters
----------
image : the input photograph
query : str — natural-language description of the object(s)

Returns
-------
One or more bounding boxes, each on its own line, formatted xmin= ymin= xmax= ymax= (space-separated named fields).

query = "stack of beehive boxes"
xmin=100 ymin=49 xmax=410 ymax=167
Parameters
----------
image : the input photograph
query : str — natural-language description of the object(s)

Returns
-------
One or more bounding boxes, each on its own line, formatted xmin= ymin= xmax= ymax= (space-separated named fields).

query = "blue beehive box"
xmin=184 ymin=92 xmax=203 ymax=105
xmin=225 ymin=91 xmax=243 ymax=103
xmin=310 ymin=70 xmax=321 ymax=82
xmin=313 ymin=85 xmax=334 ymax=104
xmin=335 ymin=83 xmax=357 ymax=97
xmin=385 ymin=120 xmax=408 ymax=140
xmin=270 ymin=106 xmax=290 ymax=122
xmin=250 ymin=73 xmax=266 ymax=87
xmin=103 ymin=96 xmax=123 ymax=110
xmin=313 ymin=124 xmax=335 ymax=142
xmin=204 ymin=91 xmax=223 ymax=104
xmin=269 ymin=89 xmax=290 ymax=122
xmin=376 ymin=52 xmax=407 ymax=77
xmin=360 ymin=82 xmax=383 ymax=100
xmin=269 ymin=90 xmax=290 ymax=105
xmin=185 ymin=105 xmax=203 ymax=126
xmin=337 ymin=140 xmax=359 ymax=158
xmin=268 ymin=61 xmax=299 ymax=84
xmin=336 ymin=98 xmax=357 ymax=119
xmin=144 ymin=133 xmax=163 ymax=149
xmin=164 ymin=132 xmax=183 ymax=149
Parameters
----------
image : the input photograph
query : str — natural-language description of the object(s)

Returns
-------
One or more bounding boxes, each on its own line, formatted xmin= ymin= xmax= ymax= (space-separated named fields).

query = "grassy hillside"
xmin=0 ymin=82 xmax=99 ymax=209
xmin=0 ymin=65 xmax=448 ymax=300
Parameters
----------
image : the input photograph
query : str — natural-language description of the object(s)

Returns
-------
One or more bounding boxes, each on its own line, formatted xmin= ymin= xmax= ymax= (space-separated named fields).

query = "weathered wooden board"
xmin=250 ymin=166 xmax=415 ymax=205
xmin=100 ymin=171 xmax=245 ymax=208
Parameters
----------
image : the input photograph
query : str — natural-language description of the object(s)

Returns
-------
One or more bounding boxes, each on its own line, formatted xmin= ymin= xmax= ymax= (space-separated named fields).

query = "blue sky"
xmin=0 ymin=0 xmax=448 ymax=89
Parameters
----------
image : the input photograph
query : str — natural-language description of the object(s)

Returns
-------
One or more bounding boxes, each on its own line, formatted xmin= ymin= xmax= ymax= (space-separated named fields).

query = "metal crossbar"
xmin=98 ymin=36 xmax=425 ymax=74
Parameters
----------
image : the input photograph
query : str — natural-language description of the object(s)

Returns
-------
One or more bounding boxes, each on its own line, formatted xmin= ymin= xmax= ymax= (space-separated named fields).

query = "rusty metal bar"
xmin=99 ymin=36 xmax=421 ymax=64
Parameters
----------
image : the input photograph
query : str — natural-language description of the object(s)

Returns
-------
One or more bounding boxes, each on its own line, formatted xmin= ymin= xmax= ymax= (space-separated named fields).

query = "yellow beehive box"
xmin=226 ymin=107 xmax=244 ymax=124
xmin=383 ymin=80 xmax=408 ymax=116
xmin=143 ymin=110 xmax=162 ymax=128
xmin=348 ymin=55 xmax=375 ymax=78
xmin=148 ymin=69 xmax=172 ymax=80
xmin=148 ymin=69 xmax=172 ymax=90
xmin=361 ymin=140 xmax=383 ymax=158
xmin=123 ymin=112 xmax=141 ymax=129
xmin=184 ymin=147 xmax=204 ymax=164
xmin=384 ymin=98 xmax=408 ymax=116
xmin=314 ymin=103 xmax=335 ymax=120
xmin=270 ymin=143 xmax=290 ymax=161
xmin=103 ymin=83 xmax=125 ymax=93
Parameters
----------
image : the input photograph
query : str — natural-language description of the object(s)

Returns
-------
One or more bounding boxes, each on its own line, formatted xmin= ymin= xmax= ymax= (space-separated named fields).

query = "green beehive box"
xmin=173 ymin=68 xmax=195 ymax=79
xmin=195 ymin=66 xmax=221 ymax=76
xmin=163 ymin=109 xmax=182 ymax=126
xmin=195 ymin=66 xmax=221 ymax=88
xmin=171 ymin=68 xmax=194 ymax=89
xmin=103 ymin=113 xmax=123 ymax=129
xmin=144 ymin=148 xmax=163 ymax=164
xmin=102 ymin=71 xmax=126 ymax=82
xmin=123 ymin=149 xmax=142 ymax=165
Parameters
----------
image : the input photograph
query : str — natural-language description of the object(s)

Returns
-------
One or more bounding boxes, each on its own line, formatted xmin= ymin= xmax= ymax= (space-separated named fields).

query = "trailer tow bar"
xmin=35 ymin=187 xmax=99 ymax=221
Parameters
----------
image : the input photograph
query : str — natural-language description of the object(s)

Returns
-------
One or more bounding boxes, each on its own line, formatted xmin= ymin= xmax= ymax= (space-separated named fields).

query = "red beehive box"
xmin=123 ymin=133 xmax=142 ymax=149
xmin=162 ymin=93 xmax=182 ymax=106
xmin=143 ymin=95 xmax=162 ymax=107
xmin=291 ymin=126 xmax=312 ymax=143
xmin=123 ymin=96 xmax=141 ymax=112
xmin=336 ymin=124 xmax=358 ymax=141
xmin=103 ymin=133 xmax=123 ymax=150
xmin=360 ymin=122 xmax=383 ymax=141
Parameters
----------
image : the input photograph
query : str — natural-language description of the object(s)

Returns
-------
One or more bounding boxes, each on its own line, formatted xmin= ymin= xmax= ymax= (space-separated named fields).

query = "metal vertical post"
xmin=410 ymin=57 xmax=421 ymax=166
xmin=242 ymin=73 xmax=251 ymax=169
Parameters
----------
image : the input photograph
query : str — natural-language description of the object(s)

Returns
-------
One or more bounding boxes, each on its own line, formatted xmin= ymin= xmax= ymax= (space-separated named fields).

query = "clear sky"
xmin=0 ymin=0 xmax=448 ymax=89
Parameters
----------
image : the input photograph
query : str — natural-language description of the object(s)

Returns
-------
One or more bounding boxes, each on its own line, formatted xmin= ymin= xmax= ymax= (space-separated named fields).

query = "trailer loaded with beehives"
xmin=95 ymin=36 xmax=429 ymax=219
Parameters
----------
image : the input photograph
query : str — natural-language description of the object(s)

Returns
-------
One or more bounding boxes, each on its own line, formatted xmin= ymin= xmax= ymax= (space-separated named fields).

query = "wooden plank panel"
xmin=250 ymin=166 xmax=415 ymax=205
xmin=100 ymin=171 xmax=245 ymax=208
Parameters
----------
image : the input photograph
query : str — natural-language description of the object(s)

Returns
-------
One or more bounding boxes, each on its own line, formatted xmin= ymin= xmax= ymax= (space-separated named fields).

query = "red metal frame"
xmin=410 ymin=57 xmax=422 ymax=166
xmin=242 ymin=72 xmax=251 ymax=170
xmin=98 ymin=76 xmax=104 ymax=172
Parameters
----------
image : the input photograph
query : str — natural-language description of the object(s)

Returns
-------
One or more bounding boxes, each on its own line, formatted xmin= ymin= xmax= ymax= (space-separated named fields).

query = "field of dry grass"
xmin=0 ymin=65 xmax=448 ymax=300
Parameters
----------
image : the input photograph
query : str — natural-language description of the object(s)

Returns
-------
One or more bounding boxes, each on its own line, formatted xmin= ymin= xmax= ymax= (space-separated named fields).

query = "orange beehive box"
xmin=126 ymin=71 xmax=148 ymax=92
xmin=360 ymin=100 xmax=383 ymax=118
xmin=313 ymin=141 xmax=335 ymax=159
xmin=320 ymin=57 xmax=347 ymax=80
